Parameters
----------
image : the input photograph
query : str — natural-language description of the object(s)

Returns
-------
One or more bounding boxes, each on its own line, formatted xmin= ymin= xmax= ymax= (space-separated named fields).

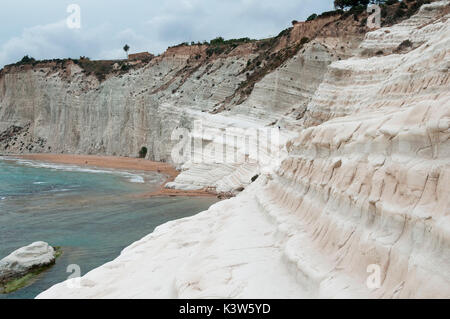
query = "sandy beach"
xmin=14 ymin=154 xmax=217 ymax=198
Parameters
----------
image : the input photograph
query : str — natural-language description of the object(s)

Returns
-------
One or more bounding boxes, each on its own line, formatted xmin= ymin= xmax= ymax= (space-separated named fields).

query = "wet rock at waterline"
xmin=0 ymin=242 xmax=57 ymax=293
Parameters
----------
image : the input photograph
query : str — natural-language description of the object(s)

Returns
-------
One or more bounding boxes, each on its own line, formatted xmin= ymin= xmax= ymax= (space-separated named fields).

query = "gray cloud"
xmin=0 ymin=0 xmax=333 ymax=68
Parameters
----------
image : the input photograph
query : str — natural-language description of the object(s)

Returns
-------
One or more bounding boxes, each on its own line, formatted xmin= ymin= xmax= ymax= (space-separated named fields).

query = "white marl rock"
xmin=0 ymin=242 xmax=55 ymax=281
xmin=38 ymin=4 xmax=450 ymax=299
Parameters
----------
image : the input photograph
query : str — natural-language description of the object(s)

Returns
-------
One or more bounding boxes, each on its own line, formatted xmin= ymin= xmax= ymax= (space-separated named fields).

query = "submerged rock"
xmin=0 ymin=242 xmax=56 ymax=285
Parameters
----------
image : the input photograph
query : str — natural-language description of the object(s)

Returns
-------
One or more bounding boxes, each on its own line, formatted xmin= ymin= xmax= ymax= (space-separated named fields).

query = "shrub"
xmin=139 ymin=146 xmax=148 ymax=159
xmin=306 ymin=13 xmax=318 ymax=21
xmin=360 ymin=17 xmax=368 ymax=26
xmin=20 ymin=55 xmax=35 ymax=64
xmin=394 ymin=7 xmax=406 ymax=18
xmin=334 ymin=0 xmax=369 ymax=9
xmin=318 ymin=9 xmax=344 ymax=18
xmin=209 ymin=37 xmax=225 ymax=46
xmin=206 ymin=46 xmax=226 ymax=57
xmin=399 ymin=39 xmax=412 ymax=47
xmin=300 ymin=37 xmax=310 ymax=45
xmin=277 ymin=27 xmax=292 ymax=38
xmin=381 ymin=5 xmax=388 ymax=18
xmin=11 ymin=55 xmax=36 ymax=66
xmin=77 ymin=59 xmax=115 ymax=80
xmin=395 ymin=39 xmax=413 ymax=52
xmin=204 ymin=37 xmax=254 ymax=57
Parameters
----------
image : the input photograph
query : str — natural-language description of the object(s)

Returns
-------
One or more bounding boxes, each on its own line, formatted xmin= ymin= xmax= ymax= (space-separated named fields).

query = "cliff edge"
xmin=33 ymin=1 xmax=450 ymax=298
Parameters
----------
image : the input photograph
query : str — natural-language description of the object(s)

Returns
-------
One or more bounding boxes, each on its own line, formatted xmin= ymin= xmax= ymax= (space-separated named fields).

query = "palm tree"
xmin=123 ymin=44 xmax=130 ymax=59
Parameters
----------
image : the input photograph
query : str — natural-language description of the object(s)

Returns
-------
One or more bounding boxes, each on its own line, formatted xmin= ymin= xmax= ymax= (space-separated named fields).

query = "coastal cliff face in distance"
xmin=0 ymin=6 xmax=366 ymax=163
xmin=3 ymin=0 xmax=449 ymax=298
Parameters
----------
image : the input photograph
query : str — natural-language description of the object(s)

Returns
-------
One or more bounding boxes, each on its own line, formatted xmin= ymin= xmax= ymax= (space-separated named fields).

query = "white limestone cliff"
xmin=36 ymin=1 xmax=450 ymax=298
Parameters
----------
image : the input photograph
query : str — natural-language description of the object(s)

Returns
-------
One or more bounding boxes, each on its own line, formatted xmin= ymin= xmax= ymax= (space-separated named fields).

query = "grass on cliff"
xmin=72 ymin=58 xmax=116 ymax=81
xmin=5 ymin=55 xmax=150 ymax=82
xmin=169 ymin=36 xmax=257 ymax=58
xmin=0 ymin=247 xmax=62 ymax=295
xmin=205 ymin=37 xmax=256 ymax=57
xmin=72 ymin=58 xmax=150 ymax=81
xmin=304 ymin=0 xmax=432 ymax=26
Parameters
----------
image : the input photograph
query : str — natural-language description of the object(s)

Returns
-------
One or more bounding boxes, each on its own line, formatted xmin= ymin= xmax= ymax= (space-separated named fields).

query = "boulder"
xmin=0 ymin=242 xmax=55 ymax=284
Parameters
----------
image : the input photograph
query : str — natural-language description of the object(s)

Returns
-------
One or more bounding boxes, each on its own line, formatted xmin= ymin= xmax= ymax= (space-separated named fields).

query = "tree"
xmin=209 ymin=37 xmax=225 ymax=46
xmin=306 ymin=13 xmax=318 ymax=21
xmin=20 ymin=55 xmax=35 ymax=64
xmin=334 ymin=0 xmax=371 ymax=9
xmin=123 ymin=44 xmax=130 ymax=59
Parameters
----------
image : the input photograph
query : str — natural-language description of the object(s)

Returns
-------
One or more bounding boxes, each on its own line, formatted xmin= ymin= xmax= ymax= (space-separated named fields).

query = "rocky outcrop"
xmin=0 ymin=123 xmax=48 ymax=153
xmin=0 ymin=242 xmax=56 ymax=288
xmin=37 ymin=1 xmax=450 ymax=299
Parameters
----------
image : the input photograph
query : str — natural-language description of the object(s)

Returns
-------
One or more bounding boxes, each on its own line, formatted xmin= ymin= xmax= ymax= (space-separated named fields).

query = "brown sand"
xmin=16 ymin=154 xmax=217 ymax=198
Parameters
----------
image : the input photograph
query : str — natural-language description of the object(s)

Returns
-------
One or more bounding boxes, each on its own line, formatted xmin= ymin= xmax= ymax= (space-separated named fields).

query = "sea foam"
xmin=7 ymin=158 xmax=149 ymax=184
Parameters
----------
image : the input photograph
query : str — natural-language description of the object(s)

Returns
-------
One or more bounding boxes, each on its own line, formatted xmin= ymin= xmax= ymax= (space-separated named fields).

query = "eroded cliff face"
xmin=0 ymin=7 xmax=366 ymax=161
xmin=261 ymin=4 xmax=450 ymax=296
xmin=0 ymin=9 xmax=367 ymax=194
xmin=0 ymin=55 xmax=248 ymax=160
xmin=36 ymin=1 xmax=450 ymax=299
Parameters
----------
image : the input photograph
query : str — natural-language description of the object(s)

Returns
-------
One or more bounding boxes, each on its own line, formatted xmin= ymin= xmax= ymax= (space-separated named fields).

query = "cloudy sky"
xmin=0 ymin=0 xmax=333 ymax=68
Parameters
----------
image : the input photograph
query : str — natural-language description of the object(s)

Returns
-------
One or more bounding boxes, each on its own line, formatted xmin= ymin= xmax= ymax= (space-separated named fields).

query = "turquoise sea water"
xmin=0 ymin=157 xmax=218 ymax=299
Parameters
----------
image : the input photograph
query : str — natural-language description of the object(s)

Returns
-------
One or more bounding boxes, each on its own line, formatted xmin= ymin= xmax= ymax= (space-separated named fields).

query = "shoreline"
xmin=7 ymin=154 xmax=218 ymax=198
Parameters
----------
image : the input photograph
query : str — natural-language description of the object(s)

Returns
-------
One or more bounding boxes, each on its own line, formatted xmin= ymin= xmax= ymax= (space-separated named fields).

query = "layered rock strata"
xmin=37 ymin=1 xmax=450 ymax=298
